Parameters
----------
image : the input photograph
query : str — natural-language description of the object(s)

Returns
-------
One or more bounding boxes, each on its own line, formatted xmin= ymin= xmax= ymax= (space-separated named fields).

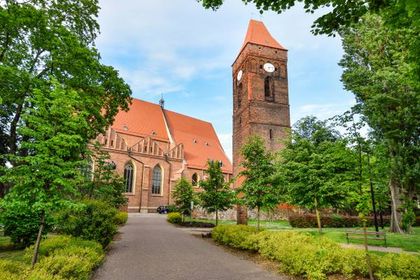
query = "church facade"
xmin=232 ymin=20 xmax=291 ymax=222
xmin=97 ymin=99 xmax=232 ymax=212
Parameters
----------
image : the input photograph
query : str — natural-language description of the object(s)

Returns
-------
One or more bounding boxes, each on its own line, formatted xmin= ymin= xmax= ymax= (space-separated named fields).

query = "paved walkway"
xmin=94 ymin=213 xmax=286 ymax=280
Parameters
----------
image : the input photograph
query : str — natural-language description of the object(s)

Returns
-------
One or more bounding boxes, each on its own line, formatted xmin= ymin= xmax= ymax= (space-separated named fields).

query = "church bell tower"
xmin=232 ymin=20 xmax=291 ymax=224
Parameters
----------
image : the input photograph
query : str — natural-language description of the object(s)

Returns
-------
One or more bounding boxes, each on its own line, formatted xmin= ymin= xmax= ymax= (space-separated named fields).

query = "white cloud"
xmin=95 ymin=0 xmax=349 ymax=160
xmin=292 ymin=99 xmax=355 ymax=124
xmin=97 ymin=0 xmax=342 ymax=97
xmin=217 ymin=133 xmax=233 ymax=162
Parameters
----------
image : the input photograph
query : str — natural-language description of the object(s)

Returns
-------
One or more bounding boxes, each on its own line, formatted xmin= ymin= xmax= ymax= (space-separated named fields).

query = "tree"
xmin=239 ymin=136 xmax=279 ymax=230
xmin=0 ymin=0 xmax=131 ymax=194
xmin=277 ymin=116 xmax=357 ymax=232
xmin=339 ymin=14 xmax=419 ymax=232
xmin=81 ymin=142 xmax=127 ymax=208
xmin=0 ymin=81 xmax=90 ymax=266
xmin=198 ymin=0 xmax=419 ymax=37
xmin=172 ymin=177 xmax=195 ymax=221
xmin=199 ymin=160 xmax=235 ymax=226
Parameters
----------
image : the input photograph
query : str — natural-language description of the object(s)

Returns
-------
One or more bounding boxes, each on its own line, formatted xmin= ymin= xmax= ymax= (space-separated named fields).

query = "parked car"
xmin=157 ymin=205 xmax=169 ymax=214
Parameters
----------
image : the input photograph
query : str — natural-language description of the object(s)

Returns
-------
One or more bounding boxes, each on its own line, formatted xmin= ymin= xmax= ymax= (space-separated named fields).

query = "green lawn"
xmin=188 ymin=217 xmax=420 ymax=252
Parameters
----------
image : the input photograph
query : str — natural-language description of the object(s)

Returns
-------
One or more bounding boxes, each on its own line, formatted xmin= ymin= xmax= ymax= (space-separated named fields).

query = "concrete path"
xmin=94 ymin=213 xmax=286 ymax=280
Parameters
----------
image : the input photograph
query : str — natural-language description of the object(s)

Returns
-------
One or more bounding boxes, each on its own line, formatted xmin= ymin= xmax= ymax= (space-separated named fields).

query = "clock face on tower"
xmin=237 ymin=70 xmax=243 ymax=81
xmin=263 ymin=63 xmax=275 ymax=73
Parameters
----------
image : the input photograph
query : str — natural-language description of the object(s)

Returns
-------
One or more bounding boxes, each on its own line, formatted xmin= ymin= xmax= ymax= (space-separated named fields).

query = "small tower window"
xmin=264 ymin=76 xmax=274 ymax=102
xmin=237 ymin=83 xmax=243 ymax=108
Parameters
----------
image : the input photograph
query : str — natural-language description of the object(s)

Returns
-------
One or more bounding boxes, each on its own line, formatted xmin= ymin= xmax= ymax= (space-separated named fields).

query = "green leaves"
xmin=277 ymin=116 xmax=357 ymax=211
xmin=239 ymin=136 xmax=279 ymax=211
xmin=172 ymin=177 xmax=195 ymax=216
xmin=199 ymin=160 xmax=235 ymax=215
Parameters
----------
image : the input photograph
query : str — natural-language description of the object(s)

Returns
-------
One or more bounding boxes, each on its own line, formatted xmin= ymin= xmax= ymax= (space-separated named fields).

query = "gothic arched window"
xmin=152 ymin=165 xmax=162 ymax=194
xmin=192 ymin=173 xmax=198 ymax=186
xmin=124 ymin=163 xmax=134 ymax=193
xmin=264 ymin=76 xmax=274 ymax=102
xmin=237 ymin=83 xmax=243 ymax=108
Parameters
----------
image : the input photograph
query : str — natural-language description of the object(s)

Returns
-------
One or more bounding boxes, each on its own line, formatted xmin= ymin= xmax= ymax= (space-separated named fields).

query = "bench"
xmin=345 ymin=230 xmax=387 ymax=247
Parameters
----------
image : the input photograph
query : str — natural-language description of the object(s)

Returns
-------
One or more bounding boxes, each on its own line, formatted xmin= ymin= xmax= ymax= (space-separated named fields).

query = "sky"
xmin=96 ymin=0 xmax=355 ymax=160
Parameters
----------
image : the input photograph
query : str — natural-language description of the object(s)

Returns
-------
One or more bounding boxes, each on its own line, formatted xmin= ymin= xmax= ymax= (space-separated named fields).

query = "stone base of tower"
xmin=236 ymin=205 xmax=248 ymax=225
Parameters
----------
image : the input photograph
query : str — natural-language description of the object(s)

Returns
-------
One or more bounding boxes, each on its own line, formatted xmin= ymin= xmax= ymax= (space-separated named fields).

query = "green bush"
xmin=26 ymin=235 xmax=104 ymax=280
xmin=0 ymin=201 xmax=52 ymax=247
xmin=167 ymin=212 xmax=182 ymax=224
xmin=0 ymin=259 xmax=24 ymax=279
xmin=115 ymin=211 xmax=128 ymax=225
xmin=375 ymin=253 xmax=420 ymax=280
xmin=289 ymin=213 xmax=390 ymax=228
xmin=0 ymin=235 xmax=104 ymax=280
xmin=212 ymin=225 xmax=259 ymax=250
xmin=55 ymin=199 xmax=118 ymax=247
xmin=212 ymin=225 xmax=420 ymax=280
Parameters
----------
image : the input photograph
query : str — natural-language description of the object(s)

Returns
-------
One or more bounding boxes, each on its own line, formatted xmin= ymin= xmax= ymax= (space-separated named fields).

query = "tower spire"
xmin=159 ymin=94 xmax=165 ymax=109
xmin=241 ymin=19 xmax=286 ymax=51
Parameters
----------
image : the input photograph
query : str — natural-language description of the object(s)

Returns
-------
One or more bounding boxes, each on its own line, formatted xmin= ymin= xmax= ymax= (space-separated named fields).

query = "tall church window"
xmin=152 ymin=165 xmax=162 ymax=194
xmin=237 ymin=83 xmax=243 ymax=108
xmin=124 ymin=163 xmax=134 ymax=193
xmin=192 ymin=173 xmax=198 ymax=186
xmin=264 ymin=76 xmax=274 ymax=102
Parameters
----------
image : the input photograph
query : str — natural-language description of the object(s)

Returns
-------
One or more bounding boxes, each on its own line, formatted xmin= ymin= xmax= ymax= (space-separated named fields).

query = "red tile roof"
xmin=164 ymin=110 xmax=232 ymax=173
xmin=111 ymin=98 xmax=232 ymax=173
xmin=240 ymin=19 xmax=286 ymax=52
xmin=112 ymin=99 xmax=169 ymax=141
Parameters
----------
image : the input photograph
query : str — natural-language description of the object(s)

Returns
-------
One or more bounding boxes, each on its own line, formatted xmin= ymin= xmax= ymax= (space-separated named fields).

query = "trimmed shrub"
xmin=211 ymin=225 xmax=420 ymax=280
xmin=26 ymin=235 xmax=104 ymax=280
xmin=115 ymin=212 xmax=128 ymax=225
xmin=212 ymin=225 xmax=259 ymax=250
xmin=289 ymin=214 xmax=390 ymax=228
xmin=55 ymin=199 xmax=118 ymax=247
xmin=0 ymin=235 xmax=104 ymax=280
xmin=177 ymin=221 xmax=215 ymax=228
xmin=375 ymin=253 xmax=420 ymax=280
xmin=0 ymin=259 xmax=24 ymax=279
xmin=167 ymin=212 xmax=182 ymax=224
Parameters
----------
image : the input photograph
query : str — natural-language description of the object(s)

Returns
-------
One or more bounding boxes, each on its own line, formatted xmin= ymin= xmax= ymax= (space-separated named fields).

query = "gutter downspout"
xmin=160 ymin=101 xmax=175 ymax=205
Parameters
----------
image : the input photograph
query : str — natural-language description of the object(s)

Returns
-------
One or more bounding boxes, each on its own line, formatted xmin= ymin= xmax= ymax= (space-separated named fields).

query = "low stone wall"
xmin=192 ymin=206 xmax=296 ymax=221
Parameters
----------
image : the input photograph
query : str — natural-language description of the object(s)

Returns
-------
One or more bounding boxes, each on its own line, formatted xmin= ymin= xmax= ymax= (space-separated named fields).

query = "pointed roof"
xmin=240 ymin=19 xmax=286 ymax=52
xmin=111 ymin=98 xmax=232 ymax=173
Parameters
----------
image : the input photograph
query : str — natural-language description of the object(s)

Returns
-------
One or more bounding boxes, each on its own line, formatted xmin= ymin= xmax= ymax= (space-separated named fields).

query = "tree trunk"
xmin=314 ymin=198 xmax=322 ymax=233
xmin=31 ymin=212 xmax=45 ymax=268
xmin=237 ymin=205 xmax=248 ymax=225
xmin=389 ymin=178 xmax=403 ymax=233
xmin=362 ymin=221 xmax=374 ymax=280
xmin=257 ymin=205 xmax=260 ymax=231
xmin=216 ymin=210 xmax=219 ymax=226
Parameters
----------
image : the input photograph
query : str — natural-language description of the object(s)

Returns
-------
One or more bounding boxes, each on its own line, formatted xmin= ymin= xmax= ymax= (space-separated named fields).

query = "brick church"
xmin=98 ymin=20 xmax=289 ymax=214
xmin=97 ymin=98 xmax=232 ymax=212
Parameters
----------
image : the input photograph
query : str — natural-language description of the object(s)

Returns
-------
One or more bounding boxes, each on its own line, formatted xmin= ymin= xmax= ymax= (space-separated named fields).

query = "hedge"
xmin=115 ymin=211 xmax=128 ymax=225
xmin=55 ymin=199 xmax=118 ymax=247
xmin=289 ymin=214 xmax=391 ymax=228
xmin=167 ymin=212 xmax=182 ymax=224
xmin=0 ymin=235 xmax=104 ymax=280
xmin=212 ymin=225 xmax=420 ymax=280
